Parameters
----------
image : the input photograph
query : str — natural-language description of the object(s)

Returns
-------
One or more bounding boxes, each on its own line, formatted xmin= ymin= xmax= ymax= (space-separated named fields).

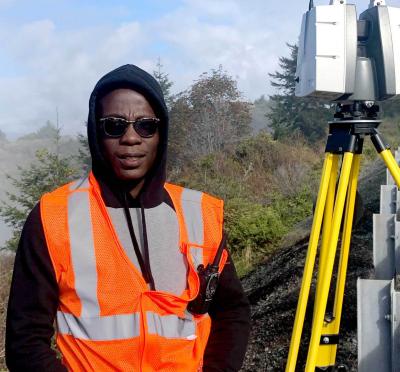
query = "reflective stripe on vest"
xmin=181 ymin=188 xmax=203 ymax=245
xmin=68 ymin=187 xmax=100 ymax=317
xmin=180 ymin=188 xmax=204 ymax=268
xmin=57 ymin=311 xmax=141 ymax=341
xmin=146 ymin=311 xmax=197 ymax=340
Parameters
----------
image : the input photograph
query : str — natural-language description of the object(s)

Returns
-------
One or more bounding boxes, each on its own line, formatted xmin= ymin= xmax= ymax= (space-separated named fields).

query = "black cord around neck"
xmin=140 ymin=205 xmax=155 ymax=290
xmin=122 ymin=192 xmax=155 ymax=290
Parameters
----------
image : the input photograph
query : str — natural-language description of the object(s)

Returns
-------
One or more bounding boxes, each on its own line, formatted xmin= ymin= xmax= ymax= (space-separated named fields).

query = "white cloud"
xmin=0 ymin=19 xmax=152 ymax=137
xmin=151 ymin=0 xmax=301 ymax=100
xmin=1 ymin=0 xmax=365 ymax=137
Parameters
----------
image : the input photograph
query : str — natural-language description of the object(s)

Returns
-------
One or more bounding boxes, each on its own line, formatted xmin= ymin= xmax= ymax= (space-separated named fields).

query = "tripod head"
xmin=295 ymin=0 xmax=400 ymax=102
xmin=333 ymin=100 xmax=379 ymax=121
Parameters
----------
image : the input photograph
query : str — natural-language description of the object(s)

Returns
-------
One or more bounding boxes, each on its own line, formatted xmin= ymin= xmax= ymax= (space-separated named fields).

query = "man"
xmin=6 ymin=64 xmax=251 ymax=371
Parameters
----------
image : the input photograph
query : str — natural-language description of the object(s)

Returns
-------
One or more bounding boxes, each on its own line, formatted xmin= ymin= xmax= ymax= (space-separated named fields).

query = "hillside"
xmin=0 ymin=145 xmax=387 ymax=371
xmin=240 ymin=159 xmax=386 ymax=371
xmin=0 ymin=117 xmax=396 ymax=370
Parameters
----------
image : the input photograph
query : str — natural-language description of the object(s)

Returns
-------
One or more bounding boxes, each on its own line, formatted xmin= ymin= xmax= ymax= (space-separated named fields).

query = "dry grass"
xmin=0 ymin=253 xmax=14 ymax=371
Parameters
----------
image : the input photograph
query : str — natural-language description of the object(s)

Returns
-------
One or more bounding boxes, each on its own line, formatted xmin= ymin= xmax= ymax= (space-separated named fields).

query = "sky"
xmin=0 ymin=0 xmax=395 ymax=138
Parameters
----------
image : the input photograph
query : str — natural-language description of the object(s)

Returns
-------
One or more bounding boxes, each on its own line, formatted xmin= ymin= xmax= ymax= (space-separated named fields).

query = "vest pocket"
xmin=143 ymin=310 xmax=210 ymax=371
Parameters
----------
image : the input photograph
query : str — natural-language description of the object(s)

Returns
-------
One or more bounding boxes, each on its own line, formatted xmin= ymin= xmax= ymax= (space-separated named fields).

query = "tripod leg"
xmin=371 ymin=131 xmax=400 ymax=188
xmin=305 ymin=152 xmax=354 ymax=372
xmin=285 ymin=153 xmax=334 ymax=372
xmin=313 ymin=155 xmax=339 ymax=324
xmin=315 ymin=154 xmax=361 ymax=368
xmin=380 ymin=149 xmax=400 ymax=188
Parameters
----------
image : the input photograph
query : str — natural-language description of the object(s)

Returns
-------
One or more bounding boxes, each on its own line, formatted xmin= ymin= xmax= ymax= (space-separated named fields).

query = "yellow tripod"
xmin=285 ymin=103 xmax=400 ymax=371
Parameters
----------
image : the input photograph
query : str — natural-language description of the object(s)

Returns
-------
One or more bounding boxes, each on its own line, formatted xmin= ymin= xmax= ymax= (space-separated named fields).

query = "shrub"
xmin=224 ymin=198 xmax=288 ymax=276
xmin=272 ymin=186 xmax=314 ymax=228
xmin=225 ymin=198 xmax=286 ymax=256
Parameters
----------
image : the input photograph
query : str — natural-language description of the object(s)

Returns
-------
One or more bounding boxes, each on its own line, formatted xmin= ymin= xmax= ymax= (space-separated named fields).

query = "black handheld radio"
xmin=187 ymin=233 xmax=227 ymax=315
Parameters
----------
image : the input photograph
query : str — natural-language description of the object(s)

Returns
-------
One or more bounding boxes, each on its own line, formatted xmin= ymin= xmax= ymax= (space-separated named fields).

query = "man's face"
xmin=99 ymin=89 xmax=159 ymax=182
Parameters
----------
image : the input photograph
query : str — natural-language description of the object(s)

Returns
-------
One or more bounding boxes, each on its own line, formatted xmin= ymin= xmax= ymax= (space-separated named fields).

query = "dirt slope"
xmin=241 ymin=159 xmax=386 ymax=371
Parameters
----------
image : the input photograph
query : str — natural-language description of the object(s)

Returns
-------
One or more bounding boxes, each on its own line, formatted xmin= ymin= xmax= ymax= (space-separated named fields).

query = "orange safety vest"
xmin=40 ymin=172 xmax=227 ymax=372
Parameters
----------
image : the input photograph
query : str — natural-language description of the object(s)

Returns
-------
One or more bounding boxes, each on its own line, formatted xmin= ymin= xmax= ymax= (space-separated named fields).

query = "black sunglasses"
xmin=99 ymin=117 xmax=160 ymax=138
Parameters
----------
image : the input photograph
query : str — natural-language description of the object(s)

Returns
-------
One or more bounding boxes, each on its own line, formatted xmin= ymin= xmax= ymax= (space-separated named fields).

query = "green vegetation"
xmin=76 ymin=132 xmax=91 ymax=173
xmin=225 ymin=187 xmax=313 ymax=276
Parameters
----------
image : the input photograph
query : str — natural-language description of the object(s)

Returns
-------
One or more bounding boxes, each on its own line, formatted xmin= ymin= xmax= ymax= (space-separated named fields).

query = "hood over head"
xmin=87 ymin=64 xmax=169 ymax=207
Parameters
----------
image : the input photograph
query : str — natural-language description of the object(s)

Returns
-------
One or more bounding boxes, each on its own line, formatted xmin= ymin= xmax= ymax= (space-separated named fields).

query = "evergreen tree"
xmin=0 ymin=127 xmax=78 ymax=251
xmin=268 ymin=44 xmax=332 ymax=142
xmin=76 ymin=132 xmax=91 ymax=174
xmin=153 ymin=58 xmax=174 ymax=109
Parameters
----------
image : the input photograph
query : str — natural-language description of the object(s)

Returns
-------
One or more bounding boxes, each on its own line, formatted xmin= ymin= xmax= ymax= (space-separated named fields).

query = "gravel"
xmin=240 ymin=159 xmax=386 ymax=371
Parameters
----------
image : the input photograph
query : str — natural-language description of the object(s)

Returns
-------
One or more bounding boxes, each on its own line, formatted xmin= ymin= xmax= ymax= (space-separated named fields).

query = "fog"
xmin=0 ymin=133 xmax=81 ymax=248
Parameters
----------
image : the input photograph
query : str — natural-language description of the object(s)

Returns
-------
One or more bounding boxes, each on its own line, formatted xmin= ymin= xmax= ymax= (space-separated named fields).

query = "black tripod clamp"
xmin=187 ymin=233 xmax=227 ymax=315
xmin=326 ymin=102 xmax=390 ymax=155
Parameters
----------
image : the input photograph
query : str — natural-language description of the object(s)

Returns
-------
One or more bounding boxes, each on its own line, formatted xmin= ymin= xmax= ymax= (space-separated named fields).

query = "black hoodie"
xmin=6 ymin=65 xmax=250 ymax=372
xmin=88 ymin=64 xmax=169 ymax=208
